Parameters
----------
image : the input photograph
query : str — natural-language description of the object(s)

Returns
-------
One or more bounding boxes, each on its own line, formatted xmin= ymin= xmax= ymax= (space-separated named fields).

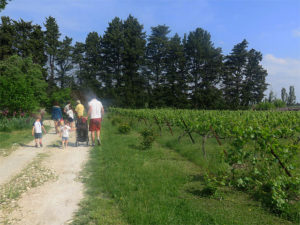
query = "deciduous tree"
xmin=288 ymin=86 xmax=296 ymax=105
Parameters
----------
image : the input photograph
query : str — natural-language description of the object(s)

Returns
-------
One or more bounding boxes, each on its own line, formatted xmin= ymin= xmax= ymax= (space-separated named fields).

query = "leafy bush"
xmin=254 ymin=102 xmax=276 ymax=110
xmin=140 ymin=128 xmax=156 ymax=150
xmin=118 ymin=123 xmax=131 ymax=134
xmin=273 ymin=99 xmax=286 ymax=108
xmin=111 ymin=117 xmax=122 ymax=126
xmin=255 ymin=100 xmax=286 ymax=110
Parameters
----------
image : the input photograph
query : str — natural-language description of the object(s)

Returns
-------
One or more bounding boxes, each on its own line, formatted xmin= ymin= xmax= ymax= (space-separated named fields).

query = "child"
xmin=66 ymin=107 xmax=75 ymax=128
xmin=59 ymin=121 xmax=74 ymax=149
xmin=32 ymin=115 xmax=47 ymax=148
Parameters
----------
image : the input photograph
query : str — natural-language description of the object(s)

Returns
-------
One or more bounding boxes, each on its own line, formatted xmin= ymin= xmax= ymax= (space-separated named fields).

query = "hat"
xmin=76 ymin=100 xmax=81 ymax=104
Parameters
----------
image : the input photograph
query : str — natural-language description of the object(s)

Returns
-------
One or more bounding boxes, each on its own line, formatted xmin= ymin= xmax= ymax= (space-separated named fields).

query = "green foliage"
xmin=111 ymin=108 xmax=300 ymax=222
xmin=0 ymin=0 xmax=10 ymax=11
xmin=0 ymin=55 xmax=47 ymax=113
xmin=56 ymin=36 xmax=74 ymax=88
xmin=139 ymin=127 xmax=156 ymax=149
xmin=273 ymin=99 xmax=286 ymax=108
xmin=0 ymin=117 xmax=34 ymax=132
xmin=111 ymin=117 xmax=122 ymax=126
xmin=255 ymin=100 xmax=286 ymax=110
xmin=223 ymin=40 xmax=267 ymax=108
xmin=122 ymin=15 xmax=147 ymax=108
xmin=288 ymin=86 xmax=296 ymax=106
xmin=86 ymin=113 xmax=294 ymax=225
xmin=1 ymin=14 xmax=271 ymax=110
xmin=44 ymin=16 xmax=60 ymax=89
xmin=100 ymin=17 xmax=123 ymax=102
xmin=49 ymin=88 xmax=72 ymax=106
xmin=82 ymin=31 xmax=101 ymax=92
xmin=118 ymin=123 xmax=131 ymax=134
xmin=0 ymin=17 xmax=47 ymax=67
xmin=186 ymin=28 xmax=223 ymax=109
xmin=281 ymin=88 xmax=288 ymax=104
xmin=146 ymin=25 xmax=170 ymax=107
xmin=255 ymin=101 xmax=276 ymax=110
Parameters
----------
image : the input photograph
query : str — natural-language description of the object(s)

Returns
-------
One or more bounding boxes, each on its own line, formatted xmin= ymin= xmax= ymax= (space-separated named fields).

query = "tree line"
xmin=0 ymin=14 xmax=269 ymax=112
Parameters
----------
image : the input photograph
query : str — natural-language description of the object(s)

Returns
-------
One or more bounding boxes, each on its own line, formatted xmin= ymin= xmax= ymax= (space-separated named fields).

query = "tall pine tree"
xmin=101 ymin=17 xmax=124 ymax=103
xmin=0 ymin=16 xmax=15 ymax=60
xmin=185 ymin=28 xmax=223 ymax=109
xmin=241 ymin=49 xmax=268 ymax=106
xmin=72 ymin=41 xmax=85 ymax=86
xmin=122 ymin=15 xmax=146 ymax=107
xmin=223 ymin=39 xmax=248 ymax=109
xmin=44 ymin=16 xmax=60 ymax=90
xmin=83 ymin=32 xmax=101 ymax=93
xmin=56 ymin=36 xmax=73 ymax=88
xmin=164 ymin=33 xmax=189 ymax=108
xmin=146 ymin=25 xmax=170 ymax=107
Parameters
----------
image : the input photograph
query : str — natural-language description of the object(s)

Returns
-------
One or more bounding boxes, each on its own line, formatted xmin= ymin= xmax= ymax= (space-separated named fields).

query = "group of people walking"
xmin=32 ymin=96 xmax=104 ymax=149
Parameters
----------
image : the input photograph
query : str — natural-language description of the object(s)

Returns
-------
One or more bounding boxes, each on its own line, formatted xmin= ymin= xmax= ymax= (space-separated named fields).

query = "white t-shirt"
xmin=61 ymin=125 xmax=71 ymax=138
xmin=33 ymin=121 xmax=43 ymax=133
xmin=88 ymin=99 xmax=103 ymax=119
xmin=64 ymin=103 xmax=71 ymax=112
xmin=67 ymin=109 xmax=74 ymax=119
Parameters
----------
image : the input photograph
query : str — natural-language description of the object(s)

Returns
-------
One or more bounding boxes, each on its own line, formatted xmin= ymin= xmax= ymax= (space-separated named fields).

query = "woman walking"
xmin=52 ymin=102 xmax=63 ymax=134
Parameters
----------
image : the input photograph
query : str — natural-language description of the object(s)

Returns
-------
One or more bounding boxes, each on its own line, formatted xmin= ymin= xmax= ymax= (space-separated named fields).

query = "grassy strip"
xmin=0 ymin=129 xmax=34 ymax=156
xmin=0 ymin=124 xmax=51 ymax=156
xmin=71 ymin=143 xmax=128 ymax=224
xmin=154 ymin=125 xmax=300 ymax=222
xmin=73 ymin=118 xmax=294 ymax=225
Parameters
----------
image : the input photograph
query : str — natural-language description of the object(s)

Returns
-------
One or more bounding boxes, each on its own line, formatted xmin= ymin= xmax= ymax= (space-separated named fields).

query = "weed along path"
xmin=0 ymin=120 xmax=90 ymax=225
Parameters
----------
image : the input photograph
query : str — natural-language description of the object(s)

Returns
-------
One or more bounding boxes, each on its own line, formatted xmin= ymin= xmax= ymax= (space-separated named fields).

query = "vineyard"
xmin=110 ymin=108 xmax=300 ymax=222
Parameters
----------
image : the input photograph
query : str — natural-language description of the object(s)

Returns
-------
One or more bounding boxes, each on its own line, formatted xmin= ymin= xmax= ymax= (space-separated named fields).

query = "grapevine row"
xmin=110 ymin=108 xmax=300 ymax=220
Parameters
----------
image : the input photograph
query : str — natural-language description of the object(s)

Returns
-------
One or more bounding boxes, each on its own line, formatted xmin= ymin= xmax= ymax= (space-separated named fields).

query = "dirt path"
xmin=0 ymin=120 xmax=90 ymax=225
xmin=0 ymin=121 xmax=57 ymax=186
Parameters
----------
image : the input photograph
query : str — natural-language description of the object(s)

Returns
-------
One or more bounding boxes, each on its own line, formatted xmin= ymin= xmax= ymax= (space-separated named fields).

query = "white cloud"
xmin=262 ymin=54 xmax=300 ymax=101
xmin=292 ymin=28 xmax=300 ymax=37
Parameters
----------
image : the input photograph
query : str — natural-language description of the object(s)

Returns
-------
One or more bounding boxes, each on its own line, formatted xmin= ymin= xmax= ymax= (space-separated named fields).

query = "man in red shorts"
xmin=88 ymin=96 xmax=104 ymax=146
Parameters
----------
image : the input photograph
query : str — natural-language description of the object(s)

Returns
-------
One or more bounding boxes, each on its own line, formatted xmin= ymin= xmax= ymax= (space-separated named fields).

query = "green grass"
xmin=0 ymin=129 xmax=33 ymax=156
xmin=72 ymin=117 xmax=296 ymax=225
xmin=0 ymin=123 xmax=50 ymax=156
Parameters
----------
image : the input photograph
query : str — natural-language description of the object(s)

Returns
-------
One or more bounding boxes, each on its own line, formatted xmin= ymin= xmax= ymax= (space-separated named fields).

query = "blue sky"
xmin=2 ymin=0 xmax=300 ymax=101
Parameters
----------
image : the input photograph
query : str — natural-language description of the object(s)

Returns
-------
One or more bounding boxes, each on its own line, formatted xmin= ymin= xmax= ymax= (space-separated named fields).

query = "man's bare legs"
xmin=97 ymin=130 xmax=101 ymax=145
xmin=91 ymin=131 xmax=95 ymax=145
xmin=91 ymin=130 xmax=101 ymax=146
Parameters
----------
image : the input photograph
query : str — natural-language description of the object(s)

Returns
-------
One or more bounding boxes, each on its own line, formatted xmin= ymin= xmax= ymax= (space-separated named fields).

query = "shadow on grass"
xmin=190 ymin=174 xmax=205 ymax=182
xmin=128 ymin=144 xmax=141 ymax=150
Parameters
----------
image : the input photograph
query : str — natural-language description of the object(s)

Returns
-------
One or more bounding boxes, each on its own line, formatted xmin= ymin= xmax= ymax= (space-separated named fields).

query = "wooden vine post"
xmin=270 ymin=148 xmax=292 ymax=177
xmin=202 ymin=134 xmax=207 ymax=158
xmin=210 ymin=125 xmax=228 ymax=157
xmin=180 ymin=117 xmax=195 ymax=144
xmin=154 ymin=116 xmax=162 ymax=135
xmin=165 ymin=118 xmax=173 ymax=136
